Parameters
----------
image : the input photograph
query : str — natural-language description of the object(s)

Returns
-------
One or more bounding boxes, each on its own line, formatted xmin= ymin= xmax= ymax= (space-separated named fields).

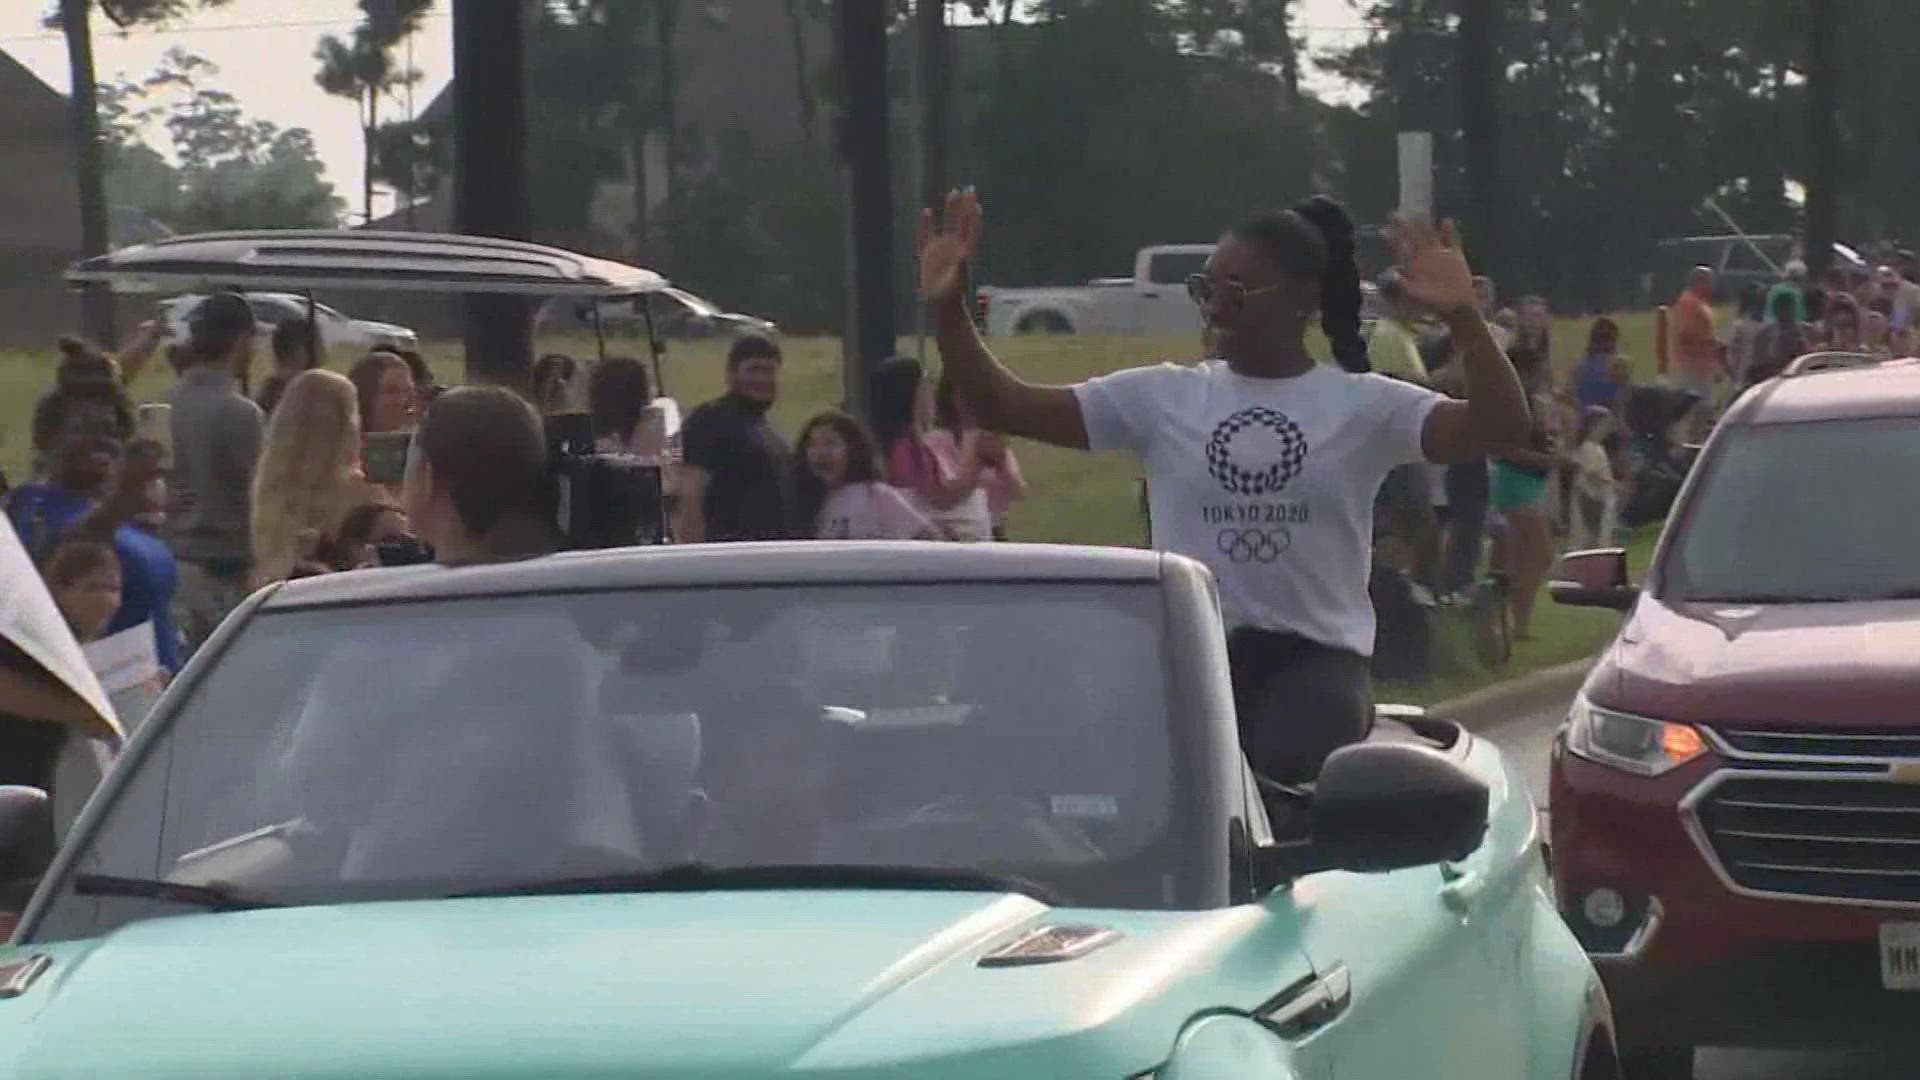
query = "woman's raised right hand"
xmin=918 ymin=188 xmax=981 ymax=304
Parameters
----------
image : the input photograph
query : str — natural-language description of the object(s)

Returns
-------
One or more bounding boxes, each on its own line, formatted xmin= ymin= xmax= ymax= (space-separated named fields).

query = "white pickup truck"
xmin=977 ymin=244 xmax=1215 ymax=337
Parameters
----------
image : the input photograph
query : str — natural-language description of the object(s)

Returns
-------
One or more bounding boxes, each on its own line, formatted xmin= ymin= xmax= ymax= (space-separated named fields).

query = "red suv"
xmin=1548 ymin=353 xmax=1920 ymax=1077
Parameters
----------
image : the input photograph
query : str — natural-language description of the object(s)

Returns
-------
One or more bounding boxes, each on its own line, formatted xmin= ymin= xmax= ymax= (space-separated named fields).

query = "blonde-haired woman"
xmin=251 ymin=369 xmax=375 ymax=586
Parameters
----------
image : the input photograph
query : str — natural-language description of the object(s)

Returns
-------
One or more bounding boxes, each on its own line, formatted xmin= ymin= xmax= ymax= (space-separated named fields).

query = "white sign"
xmin=1397 ymin=131 xmax=1434 ymax=225
xmin=1882 ymin=922 xmax=1920 ymax=991
xmin=83 ymin=622 xmax=162 ymax=695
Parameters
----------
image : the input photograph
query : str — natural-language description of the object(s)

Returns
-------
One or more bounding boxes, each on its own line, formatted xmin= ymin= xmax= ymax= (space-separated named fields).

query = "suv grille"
xmin=1694 ymin=775 xmax=1920 ymax=904
xmin=1715 ymin=727 xmax=1920 ymax=760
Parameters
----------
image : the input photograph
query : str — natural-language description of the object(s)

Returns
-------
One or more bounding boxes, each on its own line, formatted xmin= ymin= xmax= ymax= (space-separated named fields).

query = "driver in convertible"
xmin=695 ymin=705 xmax=840 ymax=866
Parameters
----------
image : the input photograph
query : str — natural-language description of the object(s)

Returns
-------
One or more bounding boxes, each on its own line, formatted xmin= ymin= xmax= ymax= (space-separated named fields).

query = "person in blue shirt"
xmin=1570 ymin=317 xmax=1632 ymax=414
xmin=5 ymin=389 xmax=182 ymax=675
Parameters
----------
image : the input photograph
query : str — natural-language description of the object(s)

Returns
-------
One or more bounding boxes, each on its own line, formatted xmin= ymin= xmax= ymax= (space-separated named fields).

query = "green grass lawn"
xmin=2 ymin=308 xmax=1672 ymax=703
xmin=1380 ymin=528 xmax=1660 ymax=707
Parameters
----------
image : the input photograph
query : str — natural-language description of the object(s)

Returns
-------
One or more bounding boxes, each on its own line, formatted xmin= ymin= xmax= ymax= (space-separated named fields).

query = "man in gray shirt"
xmin=166 ymin=292 xmax=264 ymax=654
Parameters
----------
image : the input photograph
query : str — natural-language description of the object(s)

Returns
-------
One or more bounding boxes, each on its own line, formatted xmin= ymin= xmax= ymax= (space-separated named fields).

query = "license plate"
xmin=1881 ymin=923 xmax=1920 ymax=990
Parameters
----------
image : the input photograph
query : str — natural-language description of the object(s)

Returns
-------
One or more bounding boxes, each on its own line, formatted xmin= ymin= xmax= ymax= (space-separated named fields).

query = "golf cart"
xmin=68 ymin=230 xmax=701 ymax=547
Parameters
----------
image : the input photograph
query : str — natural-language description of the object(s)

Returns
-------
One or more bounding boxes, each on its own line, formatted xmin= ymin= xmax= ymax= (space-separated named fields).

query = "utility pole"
xmin=917 ymin=0 xmax=950 ymax=211
xmin=1457 ymin=0 xmax=1503 ymax=292
xmin=1804 ymin=0 xmax=1840 ymax=278
xmin=452 ymin=0 xmax=532 ymax=388
xmin=913 ymin=0 xmax=950 ymax=366
xmin=838 ymin=0 xmax=896 ymax=421
xmin=61 ymin=0 xmax=114 ymax=345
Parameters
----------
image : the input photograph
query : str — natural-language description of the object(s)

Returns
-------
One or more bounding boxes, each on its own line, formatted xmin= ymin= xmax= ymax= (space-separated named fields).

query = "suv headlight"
xmin=1564 ymin=694 xmax=1706 ymax=776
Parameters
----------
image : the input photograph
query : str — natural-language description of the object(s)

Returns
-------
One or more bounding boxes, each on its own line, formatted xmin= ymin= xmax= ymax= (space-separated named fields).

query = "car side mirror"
xmin=1549 ymin=548 xmax=1638 ymax=612
xmin=1254 ymin=743 xmax=1489 ymax=886
xmin=0 ymin=786 xmax=54 ymax=884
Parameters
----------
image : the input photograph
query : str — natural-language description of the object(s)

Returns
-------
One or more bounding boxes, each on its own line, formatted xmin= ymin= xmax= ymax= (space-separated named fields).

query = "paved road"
xmin=1471 ymin=697 xmax=1912 ymax=1080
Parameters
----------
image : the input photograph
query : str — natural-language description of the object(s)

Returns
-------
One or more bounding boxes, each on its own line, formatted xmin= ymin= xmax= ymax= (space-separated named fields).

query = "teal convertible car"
xmin=0 ymin=543 xmax=1611 ymax=1078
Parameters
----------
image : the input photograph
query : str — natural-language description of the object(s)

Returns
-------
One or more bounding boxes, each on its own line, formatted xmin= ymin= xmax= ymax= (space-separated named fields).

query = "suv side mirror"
xmin=1255 ymin=743 xmax=1489 ymax=885
xmin=0 ymin=786 xmax=53 ymax=884
xmin=1549 ymin=548 xmax=1638 ymax=611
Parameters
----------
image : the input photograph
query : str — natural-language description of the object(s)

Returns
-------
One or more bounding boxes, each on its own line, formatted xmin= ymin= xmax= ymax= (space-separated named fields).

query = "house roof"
xmin=0 ymin=48 xmax=82 ymax=252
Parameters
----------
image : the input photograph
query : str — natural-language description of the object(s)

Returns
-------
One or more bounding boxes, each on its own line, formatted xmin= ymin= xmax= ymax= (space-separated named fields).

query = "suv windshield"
xmin=36 ymin=583 xmax=1181 ymax=940
xmin=1668 ymin=417 xmax=1920 ymax=602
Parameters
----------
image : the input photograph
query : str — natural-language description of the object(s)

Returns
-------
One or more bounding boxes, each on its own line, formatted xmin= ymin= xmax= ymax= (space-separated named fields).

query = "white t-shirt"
xmin=817 ymin=482 xmax=936 ymax=540
xmin=1076 ymin=360 xmax=1443 ymax=656
xmin=1573 ymin=441 xmax=1614 ymax=500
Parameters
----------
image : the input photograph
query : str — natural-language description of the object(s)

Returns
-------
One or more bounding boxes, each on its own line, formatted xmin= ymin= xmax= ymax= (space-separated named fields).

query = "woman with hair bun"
xmin=919 ymin=188 xmax=1530 ymax=785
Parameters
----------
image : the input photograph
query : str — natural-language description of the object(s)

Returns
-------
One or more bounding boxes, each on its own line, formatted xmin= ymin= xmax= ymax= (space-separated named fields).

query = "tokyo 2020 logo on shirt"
xmin=1205 ymin=407 xmax=1309 ymax=496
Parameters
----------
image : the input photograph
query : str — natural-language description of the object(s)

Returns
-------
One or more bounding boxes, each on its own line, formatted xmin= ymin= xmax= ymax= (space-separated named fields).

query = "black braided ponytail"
xmin=1290 ymin=196 xmax=1368 ymax=373
xmin=1227 ymin=194 xmax=1371 ymax=374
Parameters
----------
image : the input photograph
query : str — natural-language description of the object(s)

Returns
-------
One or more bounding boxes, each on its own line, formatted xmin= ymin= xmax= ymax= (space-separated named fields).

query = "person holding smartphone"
xmin=250 ymin=370 xmax=376 ymax=586
xmin=919 ymin=188 xmax=1529 ymax=785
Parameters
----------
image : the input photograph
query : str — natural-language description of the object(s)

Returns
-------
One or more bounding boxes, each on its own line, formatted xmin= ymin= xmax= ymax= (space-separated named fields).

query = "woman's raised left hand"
xmin=1384 ymin=215 xmax=1477 ymax=319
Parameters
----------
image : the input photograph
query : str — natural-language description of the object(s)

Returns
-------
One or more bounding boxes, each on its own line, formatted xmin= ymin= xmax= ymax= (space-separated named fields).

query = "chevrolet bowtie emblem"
xmin=1890 ymin=761 xmax=1920 ymax=784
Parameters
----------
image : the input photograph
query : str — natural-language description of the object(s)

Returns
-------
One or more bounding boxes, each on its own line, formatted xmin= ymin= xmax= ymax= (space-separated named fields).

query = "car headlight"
xmin=1564 ymin=694 xmax=1705 ymax=776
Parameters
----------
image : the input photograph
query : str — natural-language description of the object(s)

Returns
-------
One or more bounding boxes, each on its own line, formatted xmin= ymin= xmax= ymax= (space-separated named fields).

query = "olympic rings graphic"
xmin=1215 ymin=527 xmax=1291 ymax=564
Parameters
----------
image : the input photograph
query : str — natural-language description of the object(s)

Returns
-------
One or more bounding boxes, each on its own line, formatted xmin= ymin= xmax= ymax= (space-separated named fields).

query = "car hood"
xmin=0 ymin=890 xmax=1293 ymax=1079
xmin=1604 ymin=596 xmax=1920 ymax=726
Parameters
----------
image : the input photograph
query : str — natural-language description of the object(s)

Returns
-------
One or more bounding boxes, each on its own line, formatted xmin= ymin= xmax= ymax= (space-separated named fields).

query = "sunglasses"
xmin=1186 ymin=273 xmax=1285 ymax=309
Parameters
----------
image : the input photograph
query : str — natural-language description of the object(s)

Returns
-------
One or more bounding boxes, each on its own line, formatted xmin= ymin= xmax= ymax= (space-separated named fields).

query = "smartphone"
xmin=1397 ymin=131 xmax=1434 ymax=225
xmin=363 ymin=431 xmax=412 ymax=487
xmin=374 ymin=535 xmax=433 ymax=567
xmin=136 ymin=403 xmax=172 ymax=463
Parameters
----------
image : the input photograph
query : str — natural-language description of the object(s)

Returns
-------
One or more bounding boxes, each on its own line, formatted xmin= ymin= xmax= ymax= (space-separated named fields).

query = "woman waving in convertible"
xmin=920 ymin=190 xmax=1530 ymax=785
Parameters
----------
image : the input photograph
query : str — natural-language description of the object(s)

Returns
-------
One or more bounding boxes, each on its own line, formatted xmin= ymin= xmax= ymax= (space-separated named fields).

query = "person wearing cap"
xmin=1766 ymin=260 xmax=1809 ymax=327
xmin=165 ymin=292 xmax=265 ymax=655
xmin=1669 ymin=266 xmax=1723 ymax=438
xmin=1871 ymin=263 xmax=1920 ymax=334
xmin=255 ymin=318 xmax=319 ymax=416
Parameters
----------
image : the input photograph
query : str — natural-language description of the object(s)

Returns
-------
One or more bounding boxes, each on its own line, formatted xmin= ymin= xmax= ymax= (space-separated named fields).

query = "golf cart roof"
xmin=66 ymin=230 xmax=670 ymax=298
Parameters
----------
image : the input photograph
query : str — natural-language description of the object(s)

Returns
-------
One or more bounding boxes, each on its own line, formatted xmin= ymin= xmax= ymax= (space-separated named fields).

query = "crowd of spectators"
xmin=0 ymin=298 xmax=1033 ymax=794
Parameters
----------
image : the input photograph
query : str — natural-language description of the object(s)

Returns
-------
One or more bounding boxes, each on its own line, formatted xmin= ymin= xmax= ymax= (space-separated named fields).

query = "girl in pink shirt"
xmin=930 ymin=374 xmax=1026 ymax=540
xmin=792 ymin=411 xmax=937 ymax=540
xmin=870 ymin=358 xmax=989 ymax=540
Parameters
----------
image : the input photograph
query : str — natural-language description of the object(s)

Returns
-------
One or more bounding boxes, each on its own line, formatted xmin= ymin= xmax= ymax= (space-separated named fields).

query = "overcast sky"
xmin=1 ymin=0 xmax=1369 ymax=224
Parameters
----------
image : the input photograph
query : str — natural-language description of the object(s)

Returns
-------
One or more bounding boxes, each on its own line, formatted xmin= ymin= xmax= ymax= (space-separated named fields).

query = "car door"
xmin=1271 ymin=832 xmax=1513 ymax=1079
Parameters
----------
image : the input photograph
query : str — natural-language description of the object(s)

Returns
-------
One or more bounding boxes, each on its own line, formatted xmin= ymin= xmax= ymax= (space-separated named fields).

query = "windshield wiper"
xmin=72 ymin=874 xmax=280 ymax=912
xmin=1684 ymin=593 xmax=1856 ymax=604
xmin=453 ymin=862 xmax=1066 ymax=906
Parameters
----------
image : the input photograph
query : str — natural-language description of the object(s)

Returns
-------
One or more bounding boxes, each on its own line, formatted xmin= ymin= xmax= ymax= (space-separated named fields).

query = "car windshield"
xmin=1667 ymin=417 xmax=1920 ymax=602
xmin=36 ymin=583 xmax=1182 ymax=939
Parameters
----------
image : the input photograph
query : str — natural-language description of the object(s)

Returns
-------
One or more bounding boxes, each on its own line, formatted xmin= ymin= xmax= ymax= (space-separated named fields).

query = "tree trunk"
xmin=1804 ymin=0 xmax=1840 ymax=278
xmin=837 ymin=0 xmax=896 ymax=421
xmin=785 ymin=0 xmax=818 ymax=152
xmin=363 ymin=88 xmax=378 ymax=225
xmin=61 ymin=0 xmax=114 ymax=345
xmin=1276 ymin=0 xmax=1300 ymax=108
xmin=917 ymin=0 xmax=950 ymax=209
xmin=1458 ymin=0 xmax=1504 ymax=295
xmin=654 ymin=1 xmax=681 ymax=266
xmin=452 ymin=0 xmax=532 ymax=388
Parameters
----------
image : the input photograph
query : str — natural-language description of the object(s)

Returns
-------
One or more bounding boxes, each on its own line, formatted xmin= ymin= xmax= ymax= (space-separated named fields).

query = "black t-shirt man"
xmin=679 ymin=336 xmax=792 ymax=541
